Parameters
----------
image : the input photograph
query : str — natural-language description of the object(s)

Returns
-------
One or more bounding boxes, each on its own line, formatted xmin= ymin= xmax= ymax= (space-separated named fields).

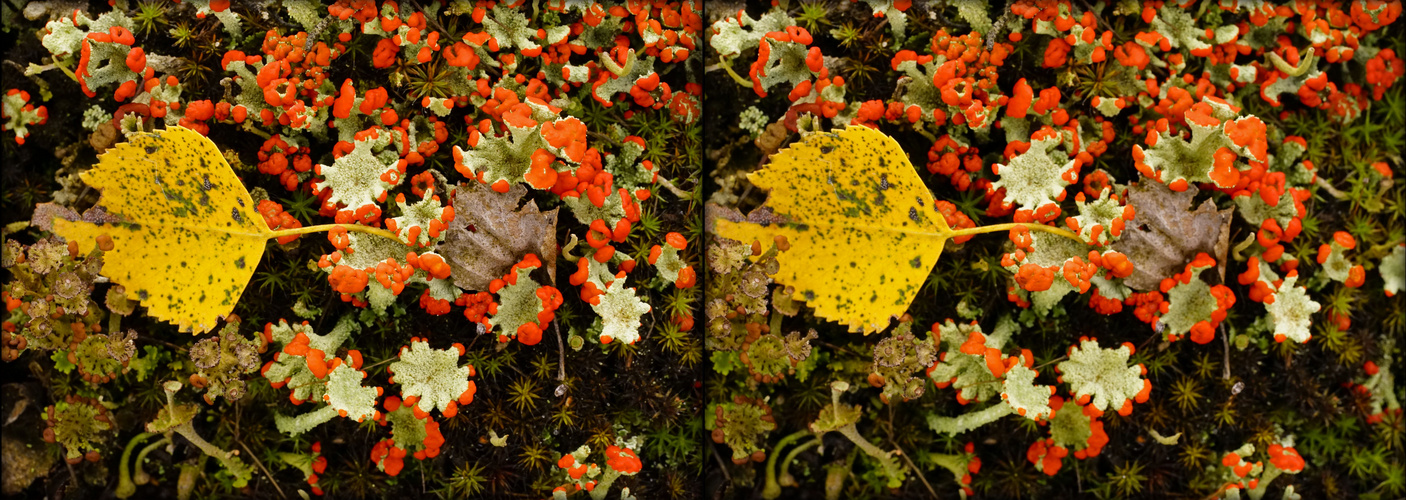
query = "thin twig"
xmin=554 ymin=321 xmax=566 ymax=382
xmin=1314 ymin=176 xmax=1349 ymax=199
xmin=1199 ymin=483 xmax=1235 ymax=500
xmin=886 ymin=404 xmax=939 ymax=499
xmin=656 ymin=175 xmax=695 ymax=200
xmin=1033 ymin=355 xmax=1067 ymax=371
xmin=713 ymin=56 xmax=753 ymax=87
xmin=818 ymin=341 xmax=864 ymax=358
xmin=1075 ymin=458 xmax=1083 ymax=491
xmin=237 ymin=439 xmax=287 ymax=500
xmin=139 ymin=336 xmax=189 ymax=353
xmin=240 ymin=122 xmax=273 ymax=140
xmin=65 ymin=460 xmax=79 ymax=490
xmin=985 ymin=0 xmax=1019 ymax=49
xmin=362 ymin=356 xmax=395 ymax=373
xmin=403 ymin=0 xmax=452 ymax=37
xmin=1140 ymin=330 xmax=1161 ymax=352
xmin=303 ymin=16 xmax=334 ymax=52
xmin=1220 ymin=324 xmax=1231 ymax=380
xmin=895 ymin=446 xmax=938 ymax=499
xmin=709 ymin=442 xmax=733 ymax=482
xmin=1075 ymin=0 xmax=1111 ymax=31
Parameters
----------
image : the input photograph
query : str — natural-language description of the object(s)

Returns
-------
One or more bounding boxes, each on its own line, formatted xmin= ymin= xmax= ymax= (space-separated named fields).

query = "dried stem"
xmin=886 ymin=404 xmax=939 ymax=499
xmin=267 ymin=223 xmax=399 ymax=241
xmin=656 ymin=175 xmax=695 ymax=200
xmin=947 ymin=222 xmax=1083 ymax=242
xmin=553 ymin=321 xmax=566 ymax=382
xmin=714 ymin=56 xmax=754 ymax=88
xmin=237 ymin=439 xmax=287 ymax=500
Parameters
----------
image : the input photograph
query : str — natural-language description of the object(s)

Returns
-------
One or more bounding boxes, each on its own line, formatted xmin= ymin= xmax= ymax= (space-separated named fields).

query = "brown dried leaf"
xmin=439 ymin=182 xmax=558 ymax=291
xmin=754 ymin=121 xmax=791 ymax=156
xmin=1112 ymin=182 xmax=1233 ymax=291
xmin=88 ymin=121 xmax=121 ymax=153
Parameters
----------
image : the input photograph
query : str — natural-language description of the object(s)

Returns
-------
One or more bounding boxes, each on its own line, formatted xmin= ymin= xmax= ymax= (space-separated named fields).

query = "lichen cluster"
xmin=2 ymin=0 xmax=701 ymax=498
xmin=707 ymin=1 xmax=1404 ymax=498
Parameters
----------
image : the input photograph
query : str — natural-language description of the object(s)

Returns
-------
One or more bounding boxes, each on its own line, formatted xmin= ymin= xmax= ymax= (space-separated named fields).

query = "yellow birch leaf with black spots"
xmin=52 ymin=127 xmax=271 ymax=333
xmin=715 ymin=126 xmax=952 ymax=334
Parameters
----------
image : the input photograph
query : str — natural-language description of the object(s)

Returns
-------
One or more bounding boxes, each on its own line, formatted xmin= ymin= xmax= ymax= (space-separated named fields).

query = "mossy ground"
xmin=1 ymin=2 xmax=703 ymax=498
xmin=705 ymin=1 xmax=1405 ymax=499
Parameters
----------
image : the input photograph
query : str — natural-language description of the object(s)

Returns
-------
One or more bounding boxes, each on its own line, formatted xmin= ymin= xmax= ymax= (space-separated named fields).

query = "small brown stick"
xmin=554 ymin=321 xmax=566 ymax=382
xmin=886 ymin=404 xmax=940 ymax=499
xmin=237 ymin=439 xmax=287 ymax=500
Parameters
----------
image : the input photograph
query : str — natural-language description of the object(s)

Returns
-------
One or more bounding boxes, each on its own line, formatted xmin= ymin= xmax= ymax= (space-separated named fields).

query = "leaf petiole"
xmin=945 ymin=222 xmax=1084 ymax=242
xmin=712 ymin=56 xmax=754 ymax=88
xmin=266 ymin=223 xmax=400 ymax=241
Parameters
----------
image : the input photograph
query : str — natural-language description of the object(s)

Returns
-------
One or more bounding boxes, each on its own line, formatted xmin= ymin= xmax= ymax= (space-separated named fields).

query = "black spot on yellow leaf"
xmin=714 ymin=126 xmax=953 ymax=333
xmin=50 ymin=127 xmax=271 ymax=333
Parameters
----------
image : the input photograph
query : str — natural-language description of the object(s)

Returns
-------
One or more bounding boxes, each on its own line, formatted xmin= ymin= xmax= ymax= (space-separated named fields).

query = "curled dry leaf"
xmin=439 ymin=181 xmax=558 ymax=292
xmin=1112 ymin=181 xmax=1233 ymax=291
xmin=755 ymin=121 xmax=791 ymax=156
xmin=89 ymin=121 xmax=120 ymax=153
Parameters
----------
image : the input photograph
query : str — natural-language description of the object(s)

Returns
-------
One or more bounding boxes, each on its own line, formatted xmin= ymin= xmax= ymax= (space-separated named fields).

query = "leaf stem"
xmin=237 ymin=438 xmax=287 ymax=500
xmin=362 ymin=356 xmax=396 ymax=373
xmin=267 ymin=223 xmax=400 ymax=241
xmin=714 ymin=56 xmax=754 ymax=88
xmin=240 ymin=122 xmax=273 ymax=140
xmin=656 ymin=175 xmax=694 ymax=200
xmin=39 ymin=58 xmax=80 ymax=83
xmin=947 ymin=222 xmax=1083 ymax=242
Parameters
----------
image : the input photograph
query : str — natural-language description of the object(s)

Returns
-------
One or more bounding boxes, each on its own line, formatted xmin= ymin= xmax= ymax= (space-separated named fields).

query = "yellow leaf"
xmin=53 ymin=127 xmax=271 ymax=333
xmin=715 ymin=126 xmax=952 ymax=333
